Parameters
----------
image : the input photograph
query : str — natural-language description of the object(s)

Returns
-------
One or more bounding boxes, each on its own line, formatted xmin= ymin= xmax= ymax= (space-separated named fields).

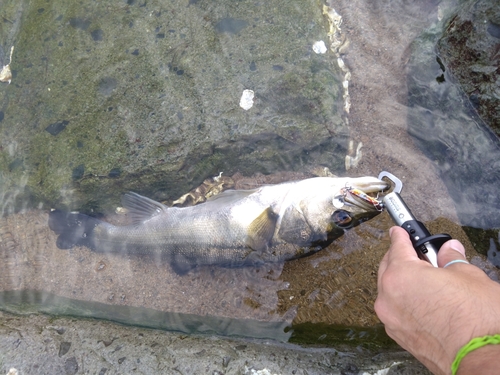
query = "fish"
xmin=49 ymin=176 xmax=388 ymax=274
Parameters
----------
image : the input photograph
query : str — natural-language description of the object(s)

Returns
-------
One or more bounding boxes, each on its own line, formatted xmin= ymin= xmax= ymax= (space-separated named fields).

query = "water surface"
xmin=0 ymin=0 xmax=499 ymax=352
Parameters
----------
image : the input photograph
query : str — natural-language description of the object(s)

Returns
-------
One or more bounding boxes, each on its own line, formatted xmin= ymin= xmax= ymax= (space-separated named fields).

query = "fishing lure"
xmin=341 ymin=186 xmax=384 ymax=211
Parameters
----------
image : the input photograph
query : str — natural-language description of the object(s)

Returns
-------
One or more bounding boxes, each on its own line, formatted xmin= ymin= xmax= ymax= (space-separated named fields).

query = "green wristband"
xmin=451 ymin=334 xmax=500 ymax=375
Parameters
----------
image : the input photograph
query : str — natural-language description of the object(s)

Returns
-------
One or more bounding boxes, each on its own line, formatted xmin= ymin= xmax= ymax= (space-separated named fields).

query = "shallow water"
xmin=0 ymin=0 xmax=499 ymax=355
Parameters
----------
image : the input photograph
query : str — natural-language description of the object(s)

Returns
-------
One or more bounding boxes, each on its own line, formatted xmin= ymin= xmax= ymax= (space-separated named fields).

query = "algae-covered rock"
xmin=437 ymin=0 xmax=500 ymax=137
xmin=407 ymin=0 xmax=500 ymax=229
xmin=0 ymin=0 xmax=346 ymax=213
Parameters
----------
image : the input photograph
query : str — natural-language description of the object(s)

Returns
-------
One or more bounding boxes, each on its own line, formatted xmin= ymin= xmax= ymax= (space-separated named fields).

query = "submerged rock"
xmin=437 ymin=0 xmax=500 ymax=137
xmin=0 ymin=0 xmax=346 ymax=213
xmin=407 ymin=0 xmax=500 ymax=229
xmin=0 ymin=311 xmax=429 ymax=374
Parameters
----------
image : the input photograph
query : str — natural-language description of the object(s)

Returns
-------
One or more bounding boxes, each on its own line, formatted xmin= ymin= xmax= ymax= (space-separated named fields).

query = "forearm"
xmin=457 ymin=344 xmax=500 ymax=375
xmin=375 ymin=227 xmax=500 ymax=375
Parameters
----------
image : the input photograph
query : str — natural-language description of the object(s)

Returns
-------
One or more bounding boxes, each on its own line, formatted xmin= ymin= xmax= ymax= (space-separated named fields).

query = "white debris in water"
xmin=362 ymin=361 xmax=402 ymax=375
xmin=323 ymin=6 xmax=342 ymax=31
xmin=244 ymin=367 xmax=280 ymax=375
xmin=345 ymin=141 xmax=363 ymax=170
xmin=6 ymin=369 xmax=19 ymax=375
xmin=0 ymin=46 xmax=14 ymax=84
xmin=239 ymin=89 xmax=255 ymax=110
xmin=323 ymin=3 xmax=360 ymax=166
xmin=323 ymin=5 xmax=351 ymax=114
xmin=437 ymin=5 xmax=444 ymax=21
xmin=213 ymin=171 xmax=223 ymax=182
xmin=344 ymin=95 xmax=351 ymax=113
xmin=337 ymin=57 xmax=345 ymax=69
xmin=312 ymin=40 xmax=327 ymax=54
xmin=343 ymin=71 xmax=351 ymax=113
xmin=116 ymin=206 xmax=128 ymax=214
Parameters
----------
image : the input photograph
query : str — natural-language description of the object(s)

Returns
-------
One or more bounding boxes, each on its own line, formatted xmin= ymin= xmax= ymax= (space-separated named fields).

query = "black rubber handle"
xmin=401 ymin=219 xmax=452 ymax=254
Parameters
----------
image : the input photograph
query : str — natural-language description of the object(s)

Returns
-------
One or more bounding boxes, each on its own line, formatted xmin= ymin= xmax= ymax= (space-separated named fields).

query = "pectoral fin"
xmin=277 ymin=205 xmax=313 ymax=246
xmin=245 ymin=207 xmax=278 ymax=251
xmin=170 ymin=252 xmax=196 ymax=275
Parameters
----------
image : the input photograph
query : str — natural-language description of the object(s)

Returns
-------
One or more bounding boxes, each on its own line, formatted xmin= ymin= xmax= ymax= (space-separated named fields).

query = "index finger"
xmin=377 ymin=227 xmax=411 ymax=283
xmin=386 ymin=226 xmax=424 ymax=265
xmin=377 ymin=226 xmax=426 ymax=289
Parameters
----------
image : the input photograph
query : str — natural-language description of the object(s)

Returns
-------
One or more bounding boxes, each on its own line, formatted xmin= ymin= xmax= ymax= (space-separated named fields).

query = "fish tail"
xmin=48 ymin=209 xmax=100 ymax=250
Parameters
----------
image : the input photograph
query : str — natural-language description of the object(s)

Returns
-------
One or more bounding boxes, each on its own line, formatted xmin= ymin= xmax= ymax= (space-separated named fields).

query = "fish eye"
xmin=332 ymin=210 xmax=353 ymax=228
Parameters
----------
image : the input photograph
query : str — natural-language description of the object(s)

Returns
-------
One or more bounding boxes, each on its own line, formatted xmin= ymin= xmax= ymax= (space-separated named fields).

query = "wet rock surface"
xmin=0 ymin=311 xmax=432 ymax=375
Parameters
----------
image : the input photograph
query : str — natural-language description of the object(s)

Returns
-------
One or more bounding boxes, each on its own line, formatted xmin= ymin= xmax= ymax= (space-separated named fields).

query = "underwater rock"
xmin=68 ymin=17 xmax=91 ymax=31
xmin=407 ymin=0 xmax=500 ymax=229
xmin=58 ymin=341 xmax=71 ymax=357
xmin=437 ymin=0 xmax=500 ymax=137
xmin=0 ymin=0 xmax=347 ymax=213
xmin=0 ymin=311 xmax=428 ymax=374
xmin=64 ymin=357 xmax=79 ymax=375
xmin=91 ymin=29 xmax=104 ymax=42
xmin=45 ymin=120 xmax=70 ymax=136
xmin=215 ymin=18 xmax=249 ymax=34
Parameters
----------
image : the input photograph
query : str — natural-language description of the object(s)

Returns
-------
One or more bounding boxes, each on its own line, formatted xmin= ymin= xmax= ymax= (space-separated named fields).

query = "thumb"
xmin=437 ymin=239 xmax=467 ymax=268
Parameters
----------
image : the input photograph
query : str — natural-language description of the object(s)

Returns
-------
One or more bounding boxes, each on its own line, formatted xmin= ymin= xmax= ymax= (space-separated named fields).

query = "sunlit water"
xmin=0 ymin=0 xmax=499 ymax=353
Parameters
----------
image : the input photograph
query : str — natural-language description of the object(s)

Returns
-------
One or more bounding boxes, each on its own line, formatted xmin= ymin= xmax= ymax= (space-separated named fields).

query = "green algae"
xmin=0 ymin=0 xmax=346 ymax=213
xmin=288 ymin=322 xmax=398 ymax=350
xmin=462 ymin=226 xmax=500 ymax=257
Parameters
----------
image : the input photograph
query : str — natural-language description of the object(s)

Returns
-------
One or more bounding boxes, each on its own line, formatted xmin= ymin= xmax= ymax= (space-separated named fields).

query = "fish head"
xmin=282 ymin=176 xmax=388 ymax=246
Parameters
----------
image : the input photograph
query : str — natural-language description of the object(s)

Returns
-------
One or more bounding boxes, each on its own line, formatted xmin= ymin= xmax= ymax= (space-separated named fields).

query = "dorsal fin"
xmin=245 ymin=206 xmax=278 ymax=251
xmin=121 ymin=192 xmax=169 ymax=225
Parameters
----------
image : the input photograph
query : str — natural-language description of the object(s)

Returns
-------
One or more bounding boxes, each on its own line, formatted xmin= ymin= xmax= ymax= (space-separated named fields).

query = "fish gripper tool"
xmin=378 ymin=171 xmax=452 ymax=267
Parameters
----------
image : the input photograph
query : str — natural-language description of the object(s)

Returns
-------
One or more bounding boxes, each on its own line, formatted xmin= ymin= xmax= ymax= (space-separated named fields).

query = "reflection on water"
xmin=0 ymin=290 xmax=292 ymax=341
xmin=0 ymin=209 xmax=290 ymax=322
xmin=0 ymin=0 xmax=499 ymax=353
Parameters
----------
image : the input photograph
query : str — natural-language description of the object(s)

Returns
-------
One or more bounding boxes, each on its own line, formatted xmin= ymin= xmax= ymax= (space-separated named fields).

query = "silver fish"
xmin=49 ymin=176 xmax=388 ymax=274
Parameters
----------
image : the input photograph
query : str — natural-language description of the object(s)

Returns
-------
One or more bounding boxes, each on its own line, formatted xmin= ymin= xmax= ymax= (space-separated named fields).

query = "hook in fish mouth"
xmin=334 ymin=186 xmax=385 ymax=212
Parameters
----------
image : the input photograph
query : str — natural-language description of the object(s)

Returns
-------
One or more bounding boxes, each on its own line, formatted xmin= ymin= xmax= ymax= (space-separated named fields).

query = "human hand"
xmin=375 ymin=226 xmax=500 ymax=375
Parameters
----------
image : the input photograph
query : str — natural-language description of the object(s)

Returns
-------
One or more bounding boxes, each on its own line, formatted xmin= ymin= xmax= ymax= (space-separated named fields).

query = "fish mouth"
xmin=343 ymin=189 xmax=383 ymax=211
xmin=334 ymin=178 xmax=389 ymax=212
